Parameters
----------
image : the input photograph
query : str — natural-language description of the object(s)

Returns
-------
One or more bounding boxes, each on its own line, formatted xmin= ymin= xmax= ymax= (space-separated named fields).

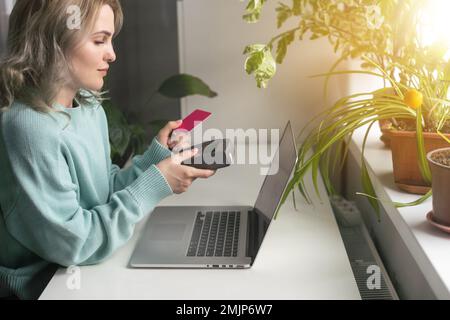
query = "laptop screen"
xmin=254 ymin=121 xmax=297 ymax=220
xmin=247 ymin=121 xmax=297 ymax=262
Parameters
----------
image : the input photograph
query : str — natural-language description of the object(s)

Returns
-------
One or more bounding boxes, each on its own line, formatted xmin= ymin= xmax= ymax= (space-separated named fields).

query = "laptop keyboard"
xmin=187 ymin=211 xmax=240 ymax=257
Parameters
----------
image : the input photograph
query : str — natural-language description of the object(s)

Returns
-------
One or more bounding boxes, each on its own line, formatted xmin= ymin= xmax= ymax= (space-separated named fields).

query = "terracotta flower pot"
xmin=427 ymin=148 xmax=450 ymax=226
xmin=388 ymin=130 xmax=450 ymax=194
xmin=379 ymin=119 xmax=392 ymax=147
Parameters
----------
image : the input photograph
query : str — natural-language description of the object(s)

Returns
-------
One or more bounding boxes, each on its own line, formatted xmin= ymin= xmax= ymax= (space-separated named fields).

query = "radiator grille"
xmin=331 ymin=196 xmax=399 ymax=300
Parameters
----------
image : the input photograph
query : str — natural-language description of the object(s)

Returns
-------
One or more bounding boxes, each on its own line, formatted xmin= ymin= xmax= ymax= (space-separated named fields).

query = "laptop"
xmin=129 ymin=121 xmax=298 ymax=268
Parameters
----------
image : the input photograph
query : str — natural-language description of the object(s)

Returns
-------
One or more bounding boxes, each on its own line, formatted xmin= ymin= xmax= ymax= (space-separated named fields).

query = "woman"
xmin=0 ymin=0 xmax=215 ymax=300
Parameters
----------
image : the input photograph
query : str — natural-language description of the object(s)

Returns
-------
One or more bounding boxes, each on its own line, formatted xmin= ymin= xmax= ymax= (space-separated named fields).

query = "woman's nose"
xmin=105 ymin=45 xmax=116 ymax=63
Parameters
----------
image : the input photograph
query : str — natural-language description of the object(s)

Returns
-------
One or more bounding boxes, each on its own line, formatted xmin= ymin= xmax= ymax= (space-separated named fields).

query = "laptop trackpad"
xmin=149 ymin=223 xmax=187 ymax=241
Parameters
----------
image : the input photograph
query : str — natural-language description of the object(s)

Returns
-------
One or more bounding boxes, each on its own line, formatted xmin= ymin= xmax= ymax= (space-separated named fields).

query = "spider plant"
xmin=275 ymin=53 xmax=450 ymax=220
xmin=240 ymin=0 xmax=450 ymax=219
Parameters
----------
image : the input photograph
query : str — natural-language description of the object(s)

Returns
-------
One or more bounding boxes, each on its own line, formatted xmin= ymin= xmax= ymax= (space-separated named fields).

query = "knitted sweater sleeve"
xmin=1 ymin=114 xmax=173 ymax=267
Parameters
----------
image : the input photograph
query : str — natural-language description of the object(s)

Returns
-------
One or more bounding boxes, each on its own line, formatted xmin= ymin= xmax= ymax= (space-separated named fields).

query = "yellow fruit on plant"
xmin=404 ymin=89 xmax=423 ymax=109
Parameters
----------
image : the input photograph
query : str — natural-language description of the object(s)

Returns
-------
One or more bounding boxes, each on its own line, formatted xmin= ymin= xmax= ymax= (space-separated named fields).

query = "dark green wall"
xmin=107 ymin=0 xmax=181 ymax=140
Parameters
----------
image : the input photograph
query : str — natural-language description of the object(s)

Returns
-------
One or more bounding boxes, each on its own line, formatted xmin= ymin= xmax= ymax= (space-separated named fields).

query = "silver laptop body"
xmin=129 ymin=121 xmax=297 ymax=268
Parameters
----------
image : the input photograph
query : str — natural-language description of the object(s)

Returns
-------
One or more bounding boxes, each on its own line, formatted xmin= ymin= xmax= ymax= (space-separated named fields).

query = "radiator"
xmin=330 ymin=196 xmax=399 ymax=300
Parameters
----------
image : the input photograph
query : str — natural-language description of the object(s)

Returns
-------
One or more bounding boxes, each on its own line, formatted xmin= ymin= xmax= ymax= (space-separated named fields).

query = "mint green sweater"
xmin=0 ymin=100 xmax=174 ymax=300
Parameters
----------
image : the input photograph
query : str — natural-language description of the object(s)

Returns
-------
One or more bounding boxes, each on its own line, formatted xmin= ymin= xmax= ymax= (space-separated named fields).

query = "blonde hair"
xmin=0 ymin=0 xmax=123 ymax=115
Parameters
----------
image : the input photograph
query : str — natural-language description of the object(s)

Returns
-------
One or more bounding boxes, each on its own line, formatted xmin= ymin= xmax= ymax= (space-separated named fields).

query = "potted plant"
xmin=426 ymin=147 xmax=450 ymax=230
xmin=103 ymin=74 xmax=217 ymax=167
xmin=241 ymin=0 xmax=450 ymax=216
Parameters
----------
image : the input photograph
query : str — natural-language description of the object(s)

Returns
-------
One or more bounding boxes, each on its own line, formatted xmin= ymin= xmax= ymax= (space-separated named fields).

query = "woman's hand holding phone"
xmin=156 ymin=148 xmax=216 ymax=194
xmin=155 ymin=109 xmax=217 ymax=193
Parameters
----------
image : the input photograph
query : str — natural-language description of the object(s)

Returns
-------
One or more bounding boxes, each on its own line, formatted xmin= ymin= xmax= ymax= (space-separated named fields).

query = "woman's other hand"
xmin=157 ymin=120 xmax=191 ymax=152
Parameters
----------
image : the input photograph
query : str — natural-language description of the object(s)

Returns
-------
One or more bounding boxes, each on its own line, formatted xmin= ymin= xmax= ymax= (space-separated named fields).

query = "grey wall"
xmin=108 ymin=0 xmax=181 ymax=139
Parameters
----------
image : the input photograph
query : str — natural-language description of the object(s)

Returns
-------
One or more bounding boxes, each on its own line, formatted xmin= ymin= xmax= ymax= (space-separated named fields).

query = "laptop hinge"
xmin=245 ymin=209 xmax=258 ymax=260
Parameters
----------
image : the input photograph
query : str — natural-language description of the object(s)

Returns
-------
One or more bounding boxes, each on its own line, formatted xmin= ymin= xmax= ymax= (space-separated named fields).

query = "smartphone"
xmin=177 ymin=109 xmax=212 ymax=132
xmin=181 ymin=139 xmax=233 ymax=170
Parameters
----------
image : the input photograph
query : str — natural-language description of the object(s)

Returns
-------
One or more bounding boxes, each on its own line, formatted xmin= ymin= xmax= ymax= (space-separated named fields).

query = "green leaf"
xmin=245 ymin=50 xmax=265 ymax=74
xmin=361 ymin=159 xmax=380 ymax=220
xmin=437 ymin=131 xmax=450 ymax=144
xmin=311 ymin=155 xmax=321 ymax=200
xmin=243 ymin=44 xmax=266 ymax=55
xmin=276 ymin=3 xmax=292 ymax=28
xmin=276 ymin=30 xmax=295 ymax=64
xmin=292 ymin=0 xmax=302 ymax=15
xmin=334 ymin=39 xmax=340 ymax=53
xmin=103 ymin=100 xmax=131 ymax=157
xmin=358 ymin=190 xmax=432 ymax=209
xmin=244 ymin=45 xmax=276 ymax=88
xmin=157 ymin=74 xmax=218 ymax=99
xmin=394 ymin=190 xmax=432 ymax=208
xmin=359 ymin=122 xmax=380 ymax=219
xmin=103 ymin=99 xmax=148 ymax=164
xmin=416 ymin=105 xmax=432 ymax=183
xmin=103 ymin=99 xmax=127 ymax=127
xmin=298 ymin=181 xmax=312 ymax=205
xmin=243 ymin=0 xmax=267 ymax=23
xmin=109 ymin=125 xmax=130 ymax=157
xmin=128 ymin=124 xmax=147 ymax=155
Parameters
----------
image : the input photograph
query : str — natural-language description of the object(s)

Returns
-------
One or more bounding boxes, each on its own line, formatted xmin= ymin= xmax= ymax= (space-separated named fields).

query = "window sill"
xmin=347 ymin=124 xmax=450 ymax=299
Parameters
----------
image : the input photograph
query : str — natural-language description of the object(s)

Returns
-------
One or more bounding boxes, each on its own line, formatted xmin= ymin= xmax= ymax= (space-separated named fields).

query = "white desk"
xmin=39 ymin=147 xmax=360 ymax=300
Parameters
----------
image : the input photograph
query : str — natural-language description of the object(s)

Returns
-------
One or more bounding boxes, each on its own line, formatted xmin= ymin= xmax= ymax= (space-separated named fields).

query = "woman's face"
xmin=68 ymin=5 xmax=116 ymax=91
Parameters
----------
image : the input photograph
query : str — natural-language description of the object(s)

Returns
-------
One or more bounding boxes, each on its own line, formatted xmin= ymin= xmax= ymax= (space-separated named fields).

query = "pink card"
xmin=177 ymin=109 xmax=212 ymax=132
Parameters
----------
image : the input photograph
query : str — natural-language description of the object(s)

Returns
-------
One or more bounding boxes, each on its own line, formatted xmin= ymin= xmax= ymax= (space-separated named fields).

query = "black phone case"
xmin=181 ymin=139 xmax=232 ymax=170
